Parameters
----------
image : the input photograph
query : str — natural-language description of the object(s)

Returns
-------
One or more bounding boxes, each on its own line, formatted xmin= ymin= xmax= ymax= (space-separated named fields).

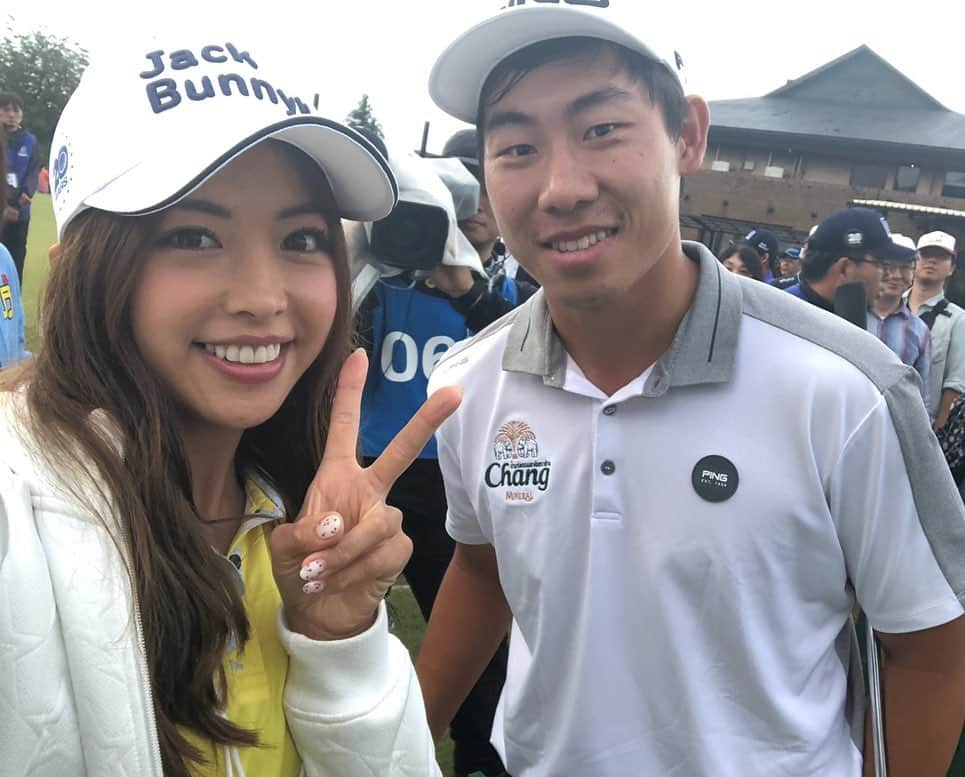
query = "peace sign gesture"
xmin=269 ymin=349 xmax=462 ymax=641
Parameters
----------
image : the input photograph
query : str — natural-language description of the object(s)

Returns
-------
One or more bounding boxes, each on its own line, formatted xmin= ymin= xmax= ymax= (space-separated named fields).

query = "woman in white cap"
xmin=0 ymin=36 xmax=454 ymax=777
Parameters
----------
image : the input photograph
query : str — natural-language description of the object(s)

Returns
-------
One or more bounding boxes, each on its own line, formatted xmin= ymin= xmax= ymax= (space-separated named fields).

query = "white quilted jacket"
xmin=0 ymin=393 xmax=442 ymax=777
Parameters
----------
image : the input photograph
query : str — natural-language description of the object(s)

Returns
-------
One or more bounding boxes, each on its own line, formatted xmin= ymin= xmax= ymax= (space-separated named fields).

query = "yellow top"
xmin=183 ymin=476 xmax=301 ymax=777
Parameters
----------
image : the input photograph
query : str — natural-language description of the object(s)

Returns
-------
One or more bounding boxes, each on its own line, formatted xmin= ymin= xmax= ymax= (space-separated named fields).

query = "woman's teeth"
xmin=204 ymin=343 xmax=282 ymax=364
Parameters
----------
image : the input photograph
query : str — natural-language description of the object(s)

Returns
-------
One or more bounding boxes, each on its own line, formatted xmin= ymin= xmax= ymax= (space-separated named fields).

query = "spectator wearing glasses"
xmin=866 ymin=234 xmax=930 ymax=403
xmin=907 ymin=231 xmax=965 ymax=429
xmin=785 ymin=208 xmax=914 ymax=319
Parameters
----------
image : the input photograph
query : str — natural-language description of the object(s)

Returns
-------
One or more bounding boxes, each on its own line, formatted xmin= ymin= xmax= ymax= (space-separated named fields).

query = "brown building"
xmin=683 ymin=45 xmax=965 ymax=261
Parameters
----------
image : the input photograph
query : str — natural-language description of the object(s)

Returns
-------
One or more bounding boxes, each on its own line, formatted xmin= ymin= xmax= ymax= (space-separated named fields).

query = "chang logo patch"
xmin=484 ymin=420 xmax=552 ymax=503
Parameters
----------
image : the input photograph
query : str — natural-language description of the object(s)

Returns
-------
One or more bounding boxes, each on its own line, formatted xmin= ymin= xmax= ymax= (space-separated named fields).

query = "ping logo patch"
xmin=692 ymin=455 xmax=739 ymax=503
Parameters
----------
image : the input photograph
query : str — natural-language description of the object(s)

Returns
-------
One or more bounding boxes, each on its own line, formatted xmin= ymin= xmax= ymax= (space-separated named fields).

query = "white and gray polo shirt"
xmin=428 ymin=242 xmax=965 ymax=777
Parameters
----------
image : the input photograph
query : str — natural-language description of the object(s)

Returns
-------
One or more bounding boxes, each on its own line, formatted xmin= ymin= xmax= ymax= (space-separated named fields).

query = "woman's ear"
xmin=678 ymin=96 xmax=710 ymax=177
xmin=49 ymin=242 xmax=62 ymax=266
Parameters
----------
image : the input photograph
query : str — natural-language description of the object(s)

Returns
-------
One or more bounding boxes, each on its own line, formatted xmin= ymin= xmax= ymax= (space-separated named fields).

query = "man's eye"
xmin=586 ymin=123 xmax=618 ymax=140
xmin=498 ymin=144 xmax=535 ymax=159
xmin=159 ymin=228 xmax=220 ymax=250
xmin=283 ymin=229 xmax=332 ymax=253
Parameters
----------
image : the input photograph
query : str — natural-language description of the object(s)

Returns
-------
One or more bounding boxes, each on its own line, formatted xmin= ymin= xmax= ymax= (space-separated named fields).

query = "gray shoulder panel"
xmin=433 ymin=296 xmax=528 ymax=372
xmin=739 ymin=278 xmax=965 ymax=603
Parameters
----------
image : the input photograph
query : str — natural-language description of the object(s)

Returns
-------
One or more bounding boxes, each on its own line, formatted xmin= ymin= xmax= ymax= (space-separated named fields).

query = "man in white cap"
xmin=419 ymin=4 xmax=965 ymax=776
xmin=866 ymin=233 xmax=930 ymax=402
xmin=907 ymin=231 xmax=965 ymax=428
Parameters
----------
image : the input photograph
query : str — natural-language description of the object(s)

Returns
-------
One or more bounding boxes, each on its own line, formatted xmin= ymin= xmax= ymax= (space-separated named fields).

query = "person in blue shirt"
xmin=0 ymin=134 xmax=28 ymax=368
xmin=1 ymin=93 xmax=40 ymax=285
xmin=0 ymin=242 xmax=27 ymax=368
xmin=358 ymin=137 xmax=521 ymax=777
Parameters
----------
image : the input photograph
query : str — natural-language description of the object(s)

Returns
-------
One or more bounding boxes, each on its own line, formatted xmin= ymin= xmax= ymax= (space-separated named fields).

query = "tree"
xmin=0 ymin=23 xmax=88 ymax=167
xmin=345 ymin=94 xmax=384 ymax=141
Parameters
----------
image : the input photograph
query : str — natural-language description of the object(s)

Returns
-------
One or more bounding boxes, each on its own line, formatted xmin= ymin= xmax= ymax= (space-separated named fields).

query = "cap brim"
xmin=85 ymin=116 xmax=397 ymax=223
xmin=429 ymin=7 xmax=675 ymax=123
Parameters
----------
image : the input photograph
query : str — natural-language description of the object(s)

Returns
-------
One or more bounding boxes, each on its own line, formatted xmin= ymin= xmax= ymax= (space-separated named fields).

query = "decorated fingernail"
xmin=316 ymin=514 xmax=342 ymax=540
xmin=299 ymin=560 xmax=326 ymax=581
xmin=303 ymin=581 xmax=325 ymax=595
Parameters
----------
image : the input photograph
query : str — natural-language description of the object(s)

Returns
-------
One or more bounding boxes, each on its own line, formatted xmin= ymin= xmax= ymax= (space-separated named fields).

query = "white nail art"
xmin=299 ymin=560 xmax=325 ymax=581
xmin=316 ymin=514 xmax=342 ymax=539
xmin=303 ymin=581 xmax=325 ymax=595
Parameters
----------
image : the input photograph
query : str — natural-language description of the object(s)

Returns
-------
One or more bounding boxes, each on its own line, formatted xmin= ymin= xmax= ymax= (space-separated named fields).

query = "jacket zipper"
xmin=134 ymin=601 xmax=164 ymax=774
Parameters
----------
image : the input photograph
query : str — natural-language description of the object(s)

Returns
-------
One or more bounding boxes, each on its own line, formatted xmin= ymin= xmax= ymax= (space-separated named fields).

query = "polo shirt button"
xmin=603 ymin=405 xmax=617 ymax=416
xmin=601 ymin=460 xmax=616 ymax=476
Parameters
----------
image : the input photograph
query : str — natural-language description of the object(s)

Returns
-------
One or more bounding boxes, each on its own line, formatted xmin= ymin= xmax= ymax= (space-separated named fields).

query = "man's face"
xmin=458 ymin=177 xmax=499 ymax=250
xmin=481 ymin=46 xmax=704 ymax=311
xmin=0 ymin=103 xmax=22 ymax=132
xmin=916 ymin=247 xmax=956 ymax=286
xmin=879 ymin=259 xmax=915 ymax=299
xmin=778 ymin=257 xmax=800 ymax=277
xmin=842 ymin=253 xmax=883 ymax=302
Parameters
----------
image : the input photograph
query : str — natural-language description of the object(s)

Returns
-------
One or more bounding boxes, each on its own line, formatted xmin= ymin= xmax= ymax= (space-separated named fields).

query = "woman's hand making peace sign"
xmin=269 ymin=348 xmax=462 ymax=641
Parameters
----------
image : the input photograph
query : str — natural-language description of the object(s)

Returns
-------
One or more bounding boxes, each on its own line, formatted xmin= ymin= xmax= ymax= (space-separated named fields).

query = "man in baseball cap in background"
xmin=418 ymin=3 xmax=965 ymax=776
xmin=742 ymin=227 xmax=779 ymax=282
xmin=784 ymin=207 xmax=914 ymax=323
xmin=908 ymin=231 xmax=965 ymax=428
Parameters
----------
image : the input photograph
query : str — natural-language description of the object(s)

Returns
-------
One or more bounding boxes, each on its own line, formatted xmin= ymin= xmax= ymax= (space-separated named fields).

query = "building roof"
xmin=708 ymin=46 xmax=965 ymax=156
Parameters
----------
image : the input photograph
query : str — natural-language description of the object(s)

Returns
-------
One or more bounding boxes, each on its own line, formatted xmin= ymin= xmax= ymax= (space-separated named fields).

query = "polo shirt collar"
xmin=502 ymin=241 xmax=741 ymax=395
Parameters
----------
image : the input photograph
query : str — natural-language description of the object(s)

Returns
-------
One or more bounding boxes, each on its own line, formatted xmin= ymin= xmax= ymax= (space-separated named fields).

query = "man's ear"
xmin=678 ymin=96 xmax=710 ymax=177
xmin=832 ymin=256 xmax=851 ymax=281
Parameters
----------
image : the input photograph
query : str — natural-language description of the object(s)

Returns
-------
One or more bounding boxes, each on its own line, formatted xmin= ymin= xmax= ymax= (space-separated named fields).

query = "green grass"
xmin=389 ymin=586 xmax=455 ymax=774
xmin=19 ymin=224 xmax=456 ymax=772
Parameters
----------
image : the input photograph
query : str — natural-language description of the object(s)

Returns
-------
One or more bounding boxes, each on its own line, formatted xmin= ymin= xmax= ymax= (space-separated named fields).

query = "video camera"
xmin=349 ymin=151 xmax=485 ymax=310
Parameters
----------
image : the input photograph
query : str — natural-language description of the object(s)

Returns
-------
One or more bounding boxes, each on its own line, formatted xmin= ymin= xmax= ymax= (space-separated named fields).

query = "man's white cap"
xmin=50 ymin=37 xmax=396 ymax=238
xmin=429 ymin=1 xmax=687 ymax=124
xmin=890 ymin=233 xmax=918 ymax=253
xmin=917 ymin=231 xmax=957 ymax=255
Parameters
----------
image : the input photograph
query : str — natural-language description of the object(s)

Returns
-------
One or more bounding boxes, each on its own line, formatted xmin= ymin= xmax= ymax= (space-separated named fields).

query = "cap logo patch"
xmin=692 ymin=455 xmax=739 ymax=503
xmin=138 ymin=43 xmax=311 ymax=117
xmin=503 ymin=0 xmax=610 ymax=8
xmin=845 ymin=231 xmax=864 ymax=247
xmin=52 ymin=144 xmax=71 ymax=200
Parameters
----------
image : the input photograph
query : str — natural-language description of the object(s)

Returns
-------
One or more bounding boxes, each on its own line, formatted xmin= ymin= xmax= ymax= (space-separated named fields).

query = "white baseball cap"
xmin=50 ymin=37 xmax=397 ymax=238
xmin=429 ymin=1 xmax=687 ymax=124
xmin=917 ymin=231 xmax=957 ymax=255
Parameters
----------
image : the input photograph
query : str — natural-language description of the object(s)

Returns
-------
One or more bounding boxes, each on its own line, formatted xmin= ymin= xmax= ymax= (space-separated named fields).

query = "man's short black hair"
xmin=0 ymin=93 xmax=24 ymax=111
xmin=800 ymin=248 xmax=867 ymax=282
xmin=475 ymin=37 xmax=689 ymax=161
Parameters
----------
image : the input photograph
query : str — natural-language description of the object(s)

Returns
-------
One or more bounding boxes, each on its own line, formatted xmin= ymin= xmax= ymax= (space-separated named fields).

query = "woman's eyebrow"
xmin=170 ymin=198 xmax=231 ymax=219
xmin=277 ymin=203 xmax=323 ymax=221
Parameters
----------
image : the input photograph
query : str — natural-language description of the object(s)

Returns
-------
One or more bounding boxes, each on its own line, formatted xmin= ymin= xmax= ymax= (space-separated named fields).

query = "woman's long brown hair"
xmin=0 ymin=143 xmax=353 ymax=776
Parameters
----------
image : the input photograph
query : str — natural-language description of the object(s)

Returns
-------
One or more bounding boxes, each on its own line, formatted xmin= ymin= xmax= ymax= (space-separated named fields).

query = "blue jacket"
xmin=0 ymin=243 xmax=28 ymax=366
xmin=5 ymin=127 xmax=40 ymax=222
xmin=360 ymin=274 xmax=517 ymax=460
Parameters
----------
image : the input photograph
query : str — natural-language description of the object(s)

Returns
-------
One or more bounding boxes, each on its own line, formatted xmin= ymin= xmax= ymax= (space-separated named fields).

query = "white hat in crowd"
xmin=429 ymin=0 xmax=687 ymax=123
xmin=917 ymin=231 xmax=957 ymax=255
xmin=49 ymin=35 xmax=396 ymax=238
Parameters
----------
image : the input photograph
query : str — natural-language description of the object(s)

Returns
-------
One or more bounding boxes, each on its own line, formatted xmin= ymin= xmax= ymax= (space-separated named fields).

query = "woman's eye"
xmin=283 ymin=229 xmax=331 ymax=253
xmin=586 ymin=123 xmax=618 ymax=140
xmin=159 ymin=228 xmax=220 ymax=250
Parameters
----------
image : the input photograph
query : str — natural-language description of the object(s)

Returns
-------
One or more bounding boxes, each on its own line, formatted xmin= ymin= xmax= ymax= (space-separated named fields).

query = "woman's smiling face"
xmin=131 ymin=141 xmax=340 ymax=432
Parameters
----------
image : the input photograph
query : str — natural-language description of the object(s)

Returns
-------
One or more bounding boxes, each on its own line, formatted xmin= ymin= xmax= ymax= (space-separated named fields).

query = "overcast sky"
xmin=8 ymin=0 xmax=965 ymax=154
